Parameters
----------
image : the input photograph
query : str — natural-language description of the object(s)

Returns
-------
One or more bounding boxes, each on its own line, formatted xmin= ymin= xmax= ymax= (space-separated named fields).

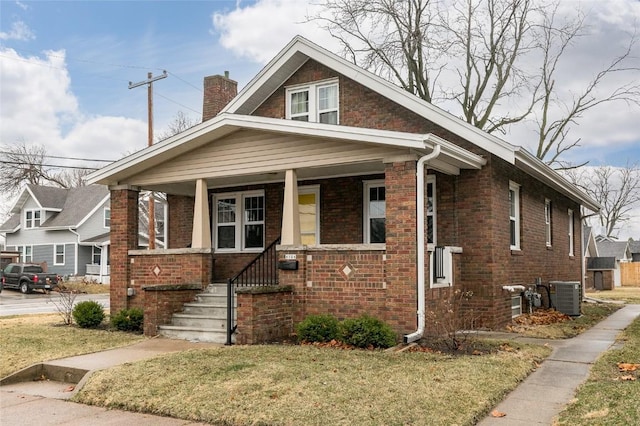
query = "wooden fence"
xmin=621 ymin=262 xmax=640 ymax=287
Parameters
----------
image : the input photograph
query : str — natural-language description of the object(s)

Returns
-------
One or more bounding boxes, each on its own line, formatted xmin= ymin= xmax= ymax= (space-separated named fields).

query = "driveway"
xmin=0 ymin=290 xmax=110 ymax=316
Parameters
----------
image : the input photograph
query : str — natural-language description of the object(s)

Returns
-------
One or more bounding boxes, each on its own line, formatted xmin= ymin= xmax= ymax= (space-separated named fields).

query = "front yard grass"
xmin=74 ymin=342 xmax=550 ymax=426
xmin=556 ymin=315 xmax=640 ymax=425
xmin=0 ymin=314 xmax=145 ymax=378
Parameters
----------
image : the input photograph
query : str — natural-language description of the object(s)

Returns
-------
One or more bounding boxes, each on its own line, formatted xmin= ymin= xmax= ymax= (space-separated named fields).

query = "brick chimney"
xmin=202 ymin=71 xmax=238 ymax=122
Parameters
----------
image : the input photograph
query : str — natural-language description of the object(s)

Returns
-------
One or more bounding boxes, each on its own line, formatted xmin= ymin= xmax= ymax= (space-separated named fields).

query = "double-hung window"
xmin=214 ymin=191 xmax=265 ymax=252
xmin=54 ymin=244 xmax=65 ymax=265
xmin=286 ymin=80 xmax=339 ymax=124
xmin=544 ymin=199 xmax=552 ymax=247
xmin=92 ymin=246 xmax=102 ymax=265
xmin=25 ymin=210 xmax=41 ymax=229
xmin=568 ymin=209 xmax=574 ymax=256
xmin=509 ymin=182 xmax=520 ymax=250
xmin=427 ymin=176 xmax=437 ymax=246
xmin=104 ymin=208 xmax=111 ymax=228
xmin=364 ymin=180 xmax=385 ymax=244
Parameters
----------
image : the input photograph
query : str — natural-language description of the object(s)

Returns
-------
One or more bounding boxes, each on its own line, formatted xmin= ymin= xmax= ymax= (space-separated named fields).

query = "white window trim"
xmin=363 ymin=180 xmax=386 ymax=244
xmin=212 ymin=190 xmax=265 ymax=253
xmin=427 ymin=175 xmax=437 ymax=249
xmin=299 ymin=185 xmax=320 ymax=245
xmin=544 ymin=199 xmax=552 ymax=247
xmin=568 ymin=209 xmax=574 ymax=256
xmin=285 ymin=78 xmax=339 ymax=124
xmin=54 ymin=244 xmax=65 ymax=266
xmin=92 ymin=246 xmax=102 ymax=265
xmin=104 ymin=208 xmax=111 ymax=228
xmin=511 ymin=295 xmax=523 ymax=318
xmin=509 ymin=181 xmax=521 ymax=250
xmin=25 ymin=209 xmax=41 ymax=229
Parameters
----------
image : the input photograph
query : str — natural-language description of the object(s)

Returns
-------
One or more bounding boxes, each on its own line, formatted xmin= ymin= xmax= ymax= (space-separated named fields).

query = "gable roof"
xmin=596 ymin=240 xmax=631 ymax=261
xmin=629 ymin=240 xmax=640 ymax=254
xmin=222 ymin=35 xmax=599 ymax=212
xmin=0 ymin=185 xmax=109 ymax=233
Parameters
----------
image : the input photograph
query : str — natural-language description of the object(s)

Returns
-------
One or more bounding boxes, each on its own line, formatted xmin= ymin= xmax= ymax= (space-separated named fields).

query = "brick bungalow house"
xmin=88 ymin=36 xmax=599 ymax=344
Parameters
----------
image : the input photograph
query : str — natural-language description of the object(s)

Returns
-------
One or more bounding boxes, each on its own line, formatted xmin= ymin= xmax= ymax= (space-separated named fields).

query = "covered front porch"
xmin=95 ymin=115 xmax=485 ymax=343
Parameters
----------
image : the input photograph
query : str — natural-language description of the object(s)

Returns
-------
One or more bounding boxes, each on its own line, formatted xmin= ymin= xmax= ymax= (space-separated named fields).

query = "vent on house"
xmin=550 ymin=281 xmax=581 ymax=316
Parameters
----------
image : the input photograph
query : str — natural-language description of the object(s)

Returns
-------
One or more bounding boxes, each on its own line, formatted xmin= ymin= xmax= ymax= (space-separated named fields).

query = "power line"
xmin=0 ymin=151 xmax=115 ymax=163
xmin=155 ymin=91 xmax=202 ymax=116
xmin=0 ymin=160 xmax=99 ymax=171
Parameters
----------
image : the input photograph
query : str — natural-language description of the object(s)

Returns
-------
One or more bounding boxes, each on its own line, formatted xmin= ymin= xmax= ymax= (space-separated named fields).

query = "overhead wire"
xmin=0 ymin=151 xmax=115 ymax=163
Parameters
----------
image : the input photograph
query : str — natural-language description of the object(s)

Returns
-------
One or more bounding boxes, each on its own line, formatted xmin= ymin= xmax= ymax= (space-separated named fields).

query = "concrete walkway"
xmin=1 ymin=305 xmax=639 ymax=425
xmin=478 ymin=304 xmax=640 ymax=425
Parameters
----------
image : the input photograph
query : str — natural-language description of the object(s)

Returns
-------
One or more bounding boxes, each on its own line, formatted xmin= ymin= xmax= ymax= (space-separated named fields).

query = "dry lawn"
xmin=556 ymin=316 xmax=640 ymax=425
xmin=587 ymin=287 xmax=640 ymax=305
xmin=75 ymin=342 xmax=550 ymax=426
xmin=0 ymin=314 xmax=144 ymax=378
xmin=56 ymin=280 xmax=110 ymax=294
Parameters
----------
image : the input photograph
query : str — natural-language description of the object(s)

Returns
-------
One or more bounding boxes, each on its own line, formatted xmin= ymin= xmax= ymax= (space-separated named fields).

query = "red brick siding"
xmin=127 ymin=252 xmax=211 ymax=317
xmin=236 ymin=288 xmax=294 ymax=345
xmin=110 ymin=188 xmax=139 ymax=314
xmin=143 ymin=287 xmax=201 ymax=335
xmin=167 ymin=194 xmax=194 ymax=249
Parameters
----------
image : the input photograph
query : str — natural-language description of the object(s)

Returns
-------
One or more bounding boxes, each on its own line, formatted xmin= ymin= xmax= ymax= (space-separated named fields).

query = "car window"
xmin=23 ymin=266 xmax=43 ymax=273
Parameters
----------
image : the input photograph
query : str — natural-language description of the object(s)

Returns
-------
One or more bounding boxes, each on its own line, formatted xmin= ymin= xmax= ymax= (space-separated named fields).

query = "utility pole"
xmin=129 ymin=70 xmax=167 ymax=249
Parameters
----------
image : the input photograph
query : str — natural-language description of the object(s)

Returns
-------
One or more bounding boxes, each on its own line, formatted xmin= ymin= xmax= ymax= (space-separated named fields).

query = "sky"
xmin=1 ymin=0 xmax=639 ymax=239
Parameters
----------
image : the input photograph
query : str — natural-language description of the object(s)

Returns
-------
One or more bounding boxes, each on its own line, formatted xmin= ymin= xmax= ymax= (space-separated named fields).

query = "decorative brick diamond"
xmin=338 ymin=262 xmax=356 ymax=280
xmin=152 ymin=264 xmax=162 ymax=277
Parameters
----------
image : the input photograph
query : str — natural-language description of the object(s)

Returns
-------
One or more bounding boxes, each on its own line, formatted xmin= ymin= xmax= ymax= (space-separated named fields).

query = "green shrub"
xmin=72 ymin=300 xmax=105 ymax=328
xmin=338 ymin=315 xmax=397 ymax=349
xmin=110 ymin=308 xmax=144 ymax=333
xmin=296 ymin=314 xmax=339 ymax=343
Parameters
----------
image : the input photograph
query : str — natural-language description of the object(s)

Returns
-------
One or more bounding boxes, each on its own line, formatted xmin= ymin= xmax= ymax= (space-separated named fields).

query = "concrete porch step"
xmin=170 ymin=313 xmax=231 ymax=329
xmin=157 ymin=325 xmax=230 ymax=344
xmin=194 ymin=293 xmax=230 ymax=305
xmin=182 ymin=303 xmax=232 ymax=317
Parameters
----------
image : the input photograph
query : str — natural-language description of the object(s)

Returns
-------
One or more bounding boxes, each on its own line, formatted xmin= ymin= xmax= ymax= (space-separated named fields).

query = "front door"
xmin=299 ymin=186 xmax=320 ymax=245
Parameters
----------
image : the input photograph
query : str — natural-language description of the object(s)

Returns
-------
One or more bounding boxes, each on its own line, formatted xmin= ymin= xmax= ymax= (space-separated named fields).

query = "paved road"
xmin=0 ymin=291 xmax=110 ymax=316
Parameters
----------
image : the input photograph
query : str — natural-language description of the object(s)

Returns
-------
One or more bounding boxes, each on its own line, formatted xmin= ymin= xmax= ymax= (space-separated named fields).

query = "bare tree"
xmin=0 ymin=141 xmax=70 ymax=196
xmin=533 ymin=6 xmax=640 ymax=168
xmin=565 ymin=163 xmax=640 ymax=238
xmin=316 ymin=0 xmax=640 ymax=167
xmin=156 ymin=111 xmax=197 ymax=142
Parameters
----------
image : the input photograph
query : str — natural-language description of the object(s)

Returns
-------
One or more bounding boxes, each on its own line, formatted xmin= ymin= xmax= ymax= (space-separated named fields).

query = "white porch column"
xmin=281 ymin=169 xmax=301 ymax=245
xmin=191 ymin=178 xmax=211 ymax=249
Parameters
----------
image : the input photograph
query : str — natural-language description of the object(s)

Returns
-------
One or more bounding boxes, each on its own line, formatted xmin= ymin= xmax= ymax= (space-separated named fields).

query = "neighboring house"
xmin=629 ymin=240 xmax=640 ymax=262
xmin=589 ymin=239 xmax=632 ymax=288
xmin=88 ymin=36 xmax=599 ymax=343
xmin=583 ymin=226 xmax=599 ymax=290
xmin=0 ymin=185 xmax=111 ymax=283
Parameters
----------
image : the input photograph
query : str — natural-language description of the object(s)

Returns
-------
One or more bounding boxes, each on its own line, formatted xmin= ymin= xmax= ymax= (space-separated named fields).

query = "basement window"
xmin=511 ymin=295 xmax=522 ymax=318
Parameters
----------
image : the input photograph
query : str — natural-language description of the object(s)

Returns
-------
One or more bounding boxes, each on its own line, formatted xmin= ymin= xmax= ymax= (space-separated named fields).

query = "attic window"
xmin=25 ymin=209 xmax=41 ymax=229
xmin=286 ymin=79 xmax=339 ymax=124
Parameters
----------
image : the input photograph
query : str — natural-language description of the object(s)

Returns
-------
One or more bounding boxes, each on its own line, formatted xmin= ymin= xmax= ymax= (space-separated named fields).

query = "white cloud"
xmin=212 ymin=0 xmax=336 ymax=64
xmin=0 ymin=20 xmax=35 ymax=41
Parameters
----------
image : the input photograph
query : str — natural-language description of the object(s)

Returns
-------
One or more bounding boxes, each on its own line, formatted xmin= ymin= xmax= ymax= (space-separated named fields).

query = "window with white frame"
xmin=299 ymin=186 xmax=320 ymax=245
xmin=544 ymin=199 xmax=552 ymax=247
xmin=213 ymin=191 xmax=264 ymax=252
xmin=511 ymin=295 xmax=523 ymax=318
xmin=286 ymin=80 xmax=339 ymax=124
xmin=24 ymin=246 xmax=32 ymax=262
xmin=430 ymin=246 xmax=453 ymax=288
xmin=92 ymin=246 xmax=102 ymax=264
xmin=54 ymin=244 xmax=65 ymax=265
xmin=104 ymin=208 xmax=111 ymax=228
xmin=427 ymin=176 xmax=436 ymax=245
xmin=568 ymin=209 xmax=574 ymax=256
xmin=364 ymin=181 xmax=385 ymax=244
xmin=25 ymin=209 xmax=41 ymax=229
xmin=509 ymin=182 xmax=520 ymax=250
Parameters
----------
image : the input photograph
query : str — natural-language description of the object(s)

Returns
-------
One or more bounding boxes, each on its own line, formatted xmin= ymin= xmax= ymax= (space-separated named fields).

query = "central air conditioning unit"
xmin=550 ymin=281 xmax=581 ymax=316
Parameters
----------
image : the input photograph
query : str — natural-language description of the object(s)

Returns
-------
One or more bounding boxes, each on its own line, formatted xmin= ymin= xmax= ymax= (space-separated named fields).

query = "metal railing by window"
xmin=433 ymin=246 xmax=446 ymax=281
xmin=226 ymin=237 xmax=281 ymax=345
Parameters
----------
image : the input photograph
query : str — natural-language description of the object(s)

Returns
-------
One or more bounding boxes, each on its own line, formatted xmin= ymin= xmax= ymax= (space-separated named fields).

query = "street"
xmin=0 ymin=290 xmax=110 ymax=316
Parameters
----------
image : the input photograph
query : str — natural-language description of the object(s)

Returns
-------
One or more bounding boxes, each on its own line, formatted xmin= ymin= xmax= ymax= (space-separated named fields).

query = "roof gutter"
xmin=404 ymin=143 xmax=441 ymax=344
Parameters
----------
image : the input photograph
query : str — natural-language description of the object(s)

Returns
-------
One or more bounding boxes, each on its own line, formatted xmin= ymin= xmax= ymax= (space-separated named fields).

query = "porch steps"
xmin=157 ymin=283 xmax=235 ymax=344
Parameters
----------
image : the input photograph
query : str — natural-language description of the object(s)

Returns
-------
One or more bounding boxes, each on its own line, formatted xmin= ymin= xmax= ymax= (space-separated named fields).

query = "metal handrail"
xmin=226 ymin=237 xmax=281 ymax=345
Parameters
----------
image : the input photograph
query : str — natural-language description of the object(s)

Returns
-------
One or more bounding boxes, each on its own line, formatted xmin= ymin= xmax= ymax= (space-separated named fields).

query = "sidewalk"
xmin=1 ymin=305 xmax=639 ymax=425
xmin=477 ymin=304 xmax=640 ymax=425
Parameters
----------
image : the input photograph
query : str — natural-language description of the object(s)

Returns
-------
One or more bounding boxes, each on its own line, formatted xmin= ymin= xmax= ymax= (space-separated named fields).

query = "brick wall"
xmin=110 ymin=188 xmax=139 ymax=313
xmin=167 ymin=194 xmax=194 ymax=249
xmin=143 ymin=284 xmax=202 ymax=335
xmin=236 ymin=286 xmax=294 ymax=345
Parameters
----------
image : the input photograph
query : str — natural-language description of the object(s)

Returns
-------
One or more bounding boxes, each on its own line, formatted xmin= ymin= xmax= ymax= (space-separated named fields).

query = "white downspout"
xmin=404 ymin=144 xmax=441 ymax=344
xmin=69 ymin=227 xmax=81 ymax=276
